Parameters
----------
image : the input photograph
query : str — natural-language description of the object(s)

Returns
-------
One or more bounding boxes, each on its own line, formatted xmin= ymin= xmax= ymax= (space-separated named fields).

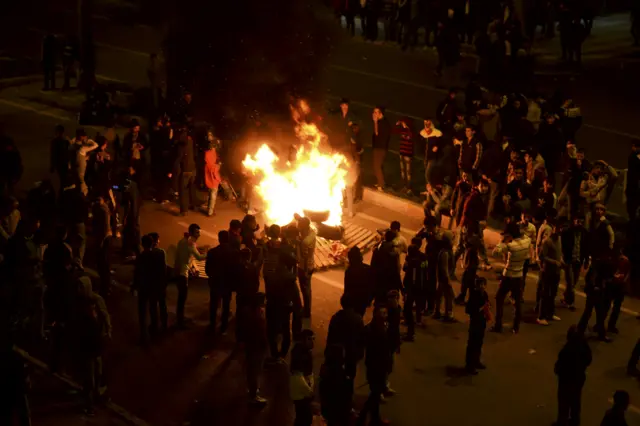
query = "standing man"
xmin=174 ymin=223 xmax=207 ymax=329
xmin=371 ymin=106 xmax=391 ymax=191
xmin=626 ymin=140 xmax=640 ymax=221
xmin=205 ymin=230 xmax=238 ymax=334
xmin=578 ymin=203 xmax=614 ymax=342
xmin=92 ymin=196 xmax=112 ymax=297
xmin=42 ymin=33 xmax=57 ymax=91
xmin=560 ymin=215 xmax=588 ymax=311
xmin=492 ymin=222 xmax=531 ymax=334
xmin=337 ymin=98 xmax=356 ymax=148
xmin=350 ymin=122 xmax=365 ymax=202
xmin=554 ymin=326 xmax=592 ymax=426
xmin=50 ymin=125 xmax=70 ymax=191
xmin=297 ymin=217 xmax=316 ymax=319
xmin=537 ymin=220 xmax=564 ymax=326
xmin=458 ymin=178 xmax=491 ymax=270
xmin=458 ymin=125 xmax=483 ymax=182
xmin=69 ymin=128 xmax=98 ymax=196
xmin=60 ymin=184 xmax=89 ymax=268
xmin=172 ymin=129 xmax=198 ymax=216
xmin=344 ymin=246 xmax=374 ymax=316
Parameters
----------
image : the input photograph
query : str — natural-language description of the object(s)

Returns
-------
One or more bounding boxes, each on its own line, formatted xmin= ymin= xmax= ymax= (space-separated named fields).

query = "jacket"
xmin=460 ymin=189 xmax=486 ymax=230
xmin=459 ymin=137 xmax=483 ymax=171
xmin=554 ymin=338 xmax=592 ymax=382
xmin=134 ymin=248 xmax=168 ymax=295
xmin=204 ymin=149 xmax=222 ymax=190
xmin=402 ymin=253 xmax=428 ymax=294
xmin=326 ymin=308 xmax=366 ymax=362
xmin=174 ymin=133 xmax=197 ymax=174
xmin=205 ymin=242 xmax=239 ymax=289
xmin=561 ymin=226 xmax=588 ymax=265
xmin=371 ymin=240 xmax=402 ymax=300
xmin=344 ymin=262 xmax=375 ymax=309
xmin=372 ymin=117 xmax=391 ymax=150
xmin=420 ymin=127 xmax=443 ymax=162
xmin=364 ymin=322 xmax=392 ymax=381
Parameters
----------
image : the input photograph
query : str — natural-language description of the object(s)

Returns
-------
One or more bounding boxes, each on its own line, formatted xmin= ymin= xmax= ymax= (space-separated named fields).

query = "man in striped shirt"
xmin=491 ymin=222 xmax=531 ymax=334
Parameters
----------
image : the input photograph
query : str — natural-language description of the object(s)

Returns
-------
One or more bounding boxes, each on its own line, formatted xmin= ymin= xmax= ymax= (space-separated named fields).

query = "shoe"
xmin=512 ymin=328 xmax=519 ymax=335
xmin=608 ymin=327 xmax=619 ymax=334
xmin=490 ymin=326 xmax=502 ymax=333
xmin=536 ymin=318 xmax=549 ymax=326
xmin=464 ymin=366 xmax=478 ymax=375
xmin=376 ymin=185 xmax=384 ymax=192
xmin=598 ymin=335 xmax=613 ymax=343
xmin=432 ymin=311 xmax=442 ymax=320
xmin=476 ymin=362 xmax=487 ymax=370
xmin=207 ymin=212 xmax=216 ymax=217
xmin=249 ymin=395 xmax=268 ymax=405
xmin=552 ymin=315 xmax=561 ymax=321
xmin=383 ymin=388 xmax=396 ymax=397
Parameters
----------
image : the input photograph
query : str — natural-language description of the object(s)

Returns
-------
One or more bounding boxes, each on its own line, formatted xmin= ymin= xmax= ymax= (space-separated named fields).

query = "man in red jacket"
xmin=204 ymin=140 xmax=222 ymax=217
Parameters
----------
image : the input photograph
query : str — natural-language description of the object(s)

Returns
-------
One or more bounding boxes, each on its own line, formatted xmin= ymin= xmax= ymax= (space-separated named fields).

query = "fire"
xmin=242 ymin=122 xmax=349 ymax=227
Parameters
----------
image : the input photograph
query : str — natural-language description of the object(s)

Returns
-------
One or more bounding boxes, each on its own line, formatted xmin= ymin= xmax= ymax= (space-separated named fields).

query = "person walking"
xmin=371 ymin=106 xmax=391 ymax=191
xmin=297 ymin=217 xmax=316 ymax=318
xmin=42 ymin=33 xmax=57 ymax=91
xmin=560 ymin=215 xmax=588 ymax=311
xmin=344 ymin=246 xmax=374 ymax=316
xmin=465 ymin=276 xmax=490 ymax=375
xmin=537 ymin=220 xmax=564 ymax=326
xmin=290 ymin=330 xmax=315 ymax=426
xmin=206 ymin=230 xmax=238 ymax=334
xmin=601 ymin=390 xmax=630 ymax=426
xmin=491 ymin=222 xmax=531 ymax=334
xmin=133 ymin=234 xmax=169 ymax=343
xmin=554 ymin=325 xmax=592 ymax=426
xmin=326 ymin=294 xmax=366 ymax=395
xmin=319 ymin=344 xmax=353 ymax=426
xmin=69 ymin=128 xmax=98 ymax=196
xmin=173 ymin=128 xmax=198 ymax=216
xmin=402 ymin=244 xmax=428 ymax=341
xmin=357 ymin=304 xmax=392 ymax=426
xmin=237 ymin=292 xmax=269 ymax=406
xmin=203 ymin=139 xmax=222 ymax=217
xmin=174 ymin=224 xmax=207 ymax=329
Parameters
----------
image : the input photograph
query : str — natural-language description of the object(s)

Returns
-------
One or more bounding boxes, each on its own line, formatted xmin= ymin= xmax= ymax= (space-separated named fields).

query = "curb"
xmin=14 ymin=346 xmax=150 ymax=426
xmin=0 ymin=74 xmax=44 ymax=90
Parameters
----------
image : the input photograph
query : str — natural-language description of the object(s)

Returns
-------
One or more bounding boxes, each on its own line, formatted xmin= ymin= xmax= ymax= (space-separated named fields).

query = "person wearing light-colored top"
xmin=174 ymin=223 xmax=207 ymax=328
xmin=69 ymin=128 xmax=98 ymax=195
xmin=491 ymin=222 xmax=531 ymax=334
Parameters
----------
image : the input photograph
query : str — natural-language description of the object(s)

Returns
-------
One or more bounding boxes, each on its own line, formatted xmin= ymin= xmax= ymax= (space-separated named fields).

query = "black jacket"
xmin=326 ymin=308 xmax=366 ymax=362
xmin=554 ymin=338 xmax=592 ymax=382
xmin=205 ymin=242 xmax=240 ymax=290
xmin=371 ymin=241 xmax=402 ymax=300
xmin=402 ymin=253 xmax=428 ymax=295
xmin=60 ymin=187 xmax=88 ymax=225
xmin=561 ymin=226 xmax=589 ymax=264
xmin=174 ymin=133 xmax=197 ymax=174
xmin=372 ymin=118 xmax=391 ymax=150
xmin=364 ymin=321 xmax=393 ymax=382
xmin=134 ymin=249 xmax=167 ymax=295
xmin=344 ymin=262 xmax=374 ymax=310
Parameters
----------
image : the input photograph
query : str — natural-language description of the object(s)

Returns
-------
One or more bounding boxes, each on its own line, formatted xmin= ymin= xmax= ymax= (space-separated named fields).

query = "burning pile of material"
xmin=242 ymin=116 xmax=349 ymax=227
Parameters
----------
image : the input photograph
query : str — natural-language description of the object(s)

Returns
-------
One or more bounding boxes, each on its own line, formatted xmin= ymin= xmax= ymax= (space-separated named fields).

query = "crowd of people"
xmin=2 ymin=47 xmax=640 ymax=426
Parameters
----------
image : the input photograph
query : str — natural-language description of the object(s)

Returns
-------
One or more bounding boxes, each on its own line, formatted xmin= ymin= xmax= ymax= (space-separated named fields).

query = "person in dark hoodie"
xmin=320 ymin=344 xmax=353 ymax=426
xmin=206 ymin=230 xmax=235 ymax=334
xmin=132 ymin=234 xmax=168 ymax=343
xmin=326 ymin=294 xmax=366 ymax=393
xmin=402 ymin=244 xmax=428 ymax=341
xmin=554 ymin=325 xmax=592 ymax=426
xmin=343 ymin=246 xmax=374 ymax=316
xmin=357 ymin=304 xmax=392 ymax=426
xmin=371 ymin=230 xmax=403 ymax=303
xmin=371 ymin=106 xmax=391 ymax=191
xmin=465 ymin=276 xmax=490 ymax=375
xmin=601 ymin=390 xmax=630 ymax=426
xmin=172 ymin=128 xmax=198 ymax=216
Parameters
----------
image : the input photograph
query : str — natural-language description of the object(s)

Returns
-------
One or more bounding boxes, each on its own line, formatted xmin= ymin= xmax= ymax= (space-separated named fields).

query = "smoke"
xmin=164 ymin=0 xmax=340 ymax=137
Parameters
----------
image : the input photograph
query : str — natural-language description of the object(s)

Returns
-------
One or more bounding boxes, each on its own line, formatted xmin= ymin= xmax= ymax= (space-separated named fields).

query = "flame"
xmin=242 ymin=121 xmax=349 ymax=226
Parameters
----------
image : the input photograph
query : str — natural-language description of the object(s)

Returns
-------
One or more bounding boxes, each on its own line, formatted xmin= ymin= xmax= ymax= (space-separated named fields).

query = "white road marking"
xmin=14 ymin=347 xmax=150 ymax=426
xmin=0 ymin=98 xmax=71 ymax=121
xmin=177 ymin=221 xmax=219 ymax=241
xmin=356 ymin=212 xmax=419 ymax=236
xmin=314 ymin=273 xmax=344 ymax=289
xmin=490 ymin=260 xmax=640 ymax=317
xmin=329 ymin=64 xmax=448 ymax=94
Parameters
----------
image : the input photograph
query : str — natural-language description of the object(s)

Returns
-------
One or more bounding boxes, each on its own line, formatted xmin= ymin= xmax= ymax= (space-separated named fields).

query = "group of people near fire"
xmin=1 ymin=76 xmax=640 ymax=425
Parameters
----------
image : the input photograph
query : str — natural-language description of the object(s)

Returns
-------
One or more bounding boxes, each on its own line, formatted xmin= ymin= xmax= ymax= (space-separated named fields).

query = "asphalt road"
xmin=3 ymin=9 xmax=640 ymax=426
